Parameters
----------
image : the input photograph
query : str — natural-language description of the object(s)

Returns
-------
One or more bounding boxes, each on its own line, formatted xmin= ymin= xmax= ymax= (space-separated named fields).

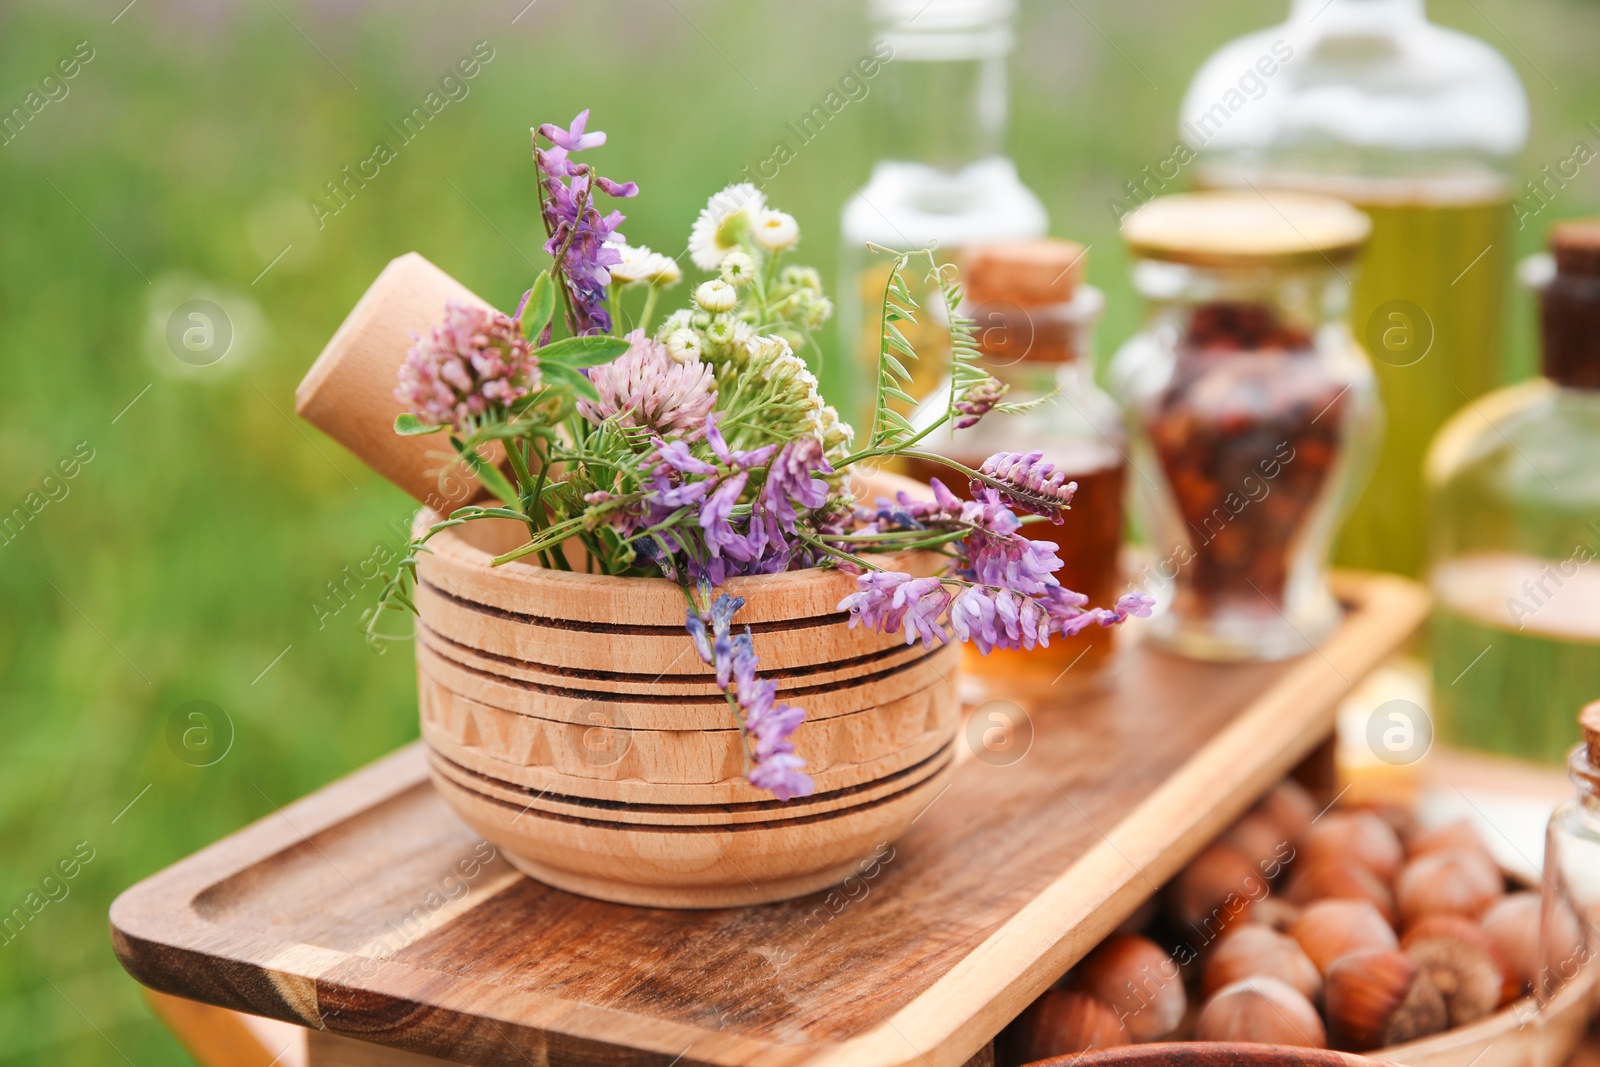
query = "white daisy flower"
xmin=659 ymin=308 xmax=693 ymax=335
xmin=720 ymin=251 xmax=757 ymax=288
xmin=665 ymin=328 xmax=703 ymax=364
xmin=753 ymin=209 xmax=799 ymax=252
xmin=687 ymin=183 xmax=765 ymax=271
xmin=609 ymin=243 xmax=682 ymax=287
xmin=694 ymin=279 xmax=738 ymax=313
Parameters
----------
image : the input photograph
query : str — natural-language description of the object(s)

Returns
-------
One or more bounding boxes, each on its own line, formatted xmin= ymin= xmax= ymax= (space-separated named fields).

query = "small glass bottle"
xmin=906 ymin=239 xmax=1124 ymax=696
xmin=1109 ymin=191 xmax=1379 ymax=661
xmin=1428 ymin=221 xmax=1600 ymax=764
xmin=1181 ymin=0 xmax=1529 ymax=579
xmin=1538 ymin=701 xmax=1600 ymax=1011
xmin=832 ymin=0 xmax=1047 ymax=432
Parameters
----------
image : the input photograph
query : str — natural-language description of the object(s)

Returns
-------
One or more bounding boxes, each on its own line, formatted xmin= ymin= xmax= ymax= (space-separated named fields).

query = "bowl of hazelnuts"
xmin=1003 ymin=779 xmax=1595 ymax=1067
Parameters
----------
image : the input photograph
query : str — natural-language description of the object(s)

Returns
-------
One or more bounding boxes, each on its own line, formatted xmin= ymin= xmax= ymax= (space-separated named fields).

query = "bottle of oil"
xmin=833 ymin=0 xmax=1047 ymax=433
xmin=906 ymin=238 xmax=1124 ymax=697
xmin=1428 ymin=221 xmax=1600 ymax=764
xmin=1180 ymin=0 xmax=1528 ymax=578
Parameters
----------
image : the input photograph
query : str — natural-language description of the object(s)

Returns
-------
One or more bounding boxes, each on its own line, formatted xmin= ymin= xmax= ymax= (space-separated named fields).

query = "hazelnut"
xmin=1284 ymin=856 xmax=1398 ymax=925
xmin=1367 ymin=803 xmax=1418 ymax=842
xmin=1401 ymin=915 xmax=1509 ymax=1024
xmin=1325 ymin=949 xmax=1448 ymax=1050
xmin=1290 ymin=899 xmax=1399 ymax=975
xmin=1300 ymin=811 xmax=1405 ymax=882
xmin=1237 ymin=896 xmax=1301 ymax=932
xmin=1007 ymin=990 xmax=1129 ymax=1062
xmin=1256 ymin=779 xmax=1318 ymax=845
xmin=1480 ymin=892 xmax=1541 ymax=996
xmin=1196 ymin=976 xmax=1327 ymax=1048
xmin=1406 ymin=819 xmax=1493 ymax=863
xmin=1202 ymin=924 xmax=1323 ymax=1003
xmin=1170 ymin=844 xmax=1267 ymax=936
xmin=1071 ymin=933 xmax=1186 ymax=1042
xmin=1395 ymin=849 xmax=1502 ymax=925
xmin=1223 ymin=811 xmax=1290 ymax=871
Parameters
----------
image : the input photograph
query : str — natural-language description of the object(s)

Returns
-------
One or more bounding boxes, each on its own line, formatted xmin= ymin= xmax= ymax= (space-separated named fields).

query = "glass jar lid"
xmin=1120 ymin=191 xmax=1371 ymax=269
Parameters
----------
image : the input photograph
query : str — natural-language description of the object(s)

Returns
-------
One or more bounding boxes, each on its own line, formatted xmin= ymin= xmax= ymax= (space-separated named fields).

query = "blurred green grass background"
xmin=0 ymin=0 xmax=1597 ymax=1061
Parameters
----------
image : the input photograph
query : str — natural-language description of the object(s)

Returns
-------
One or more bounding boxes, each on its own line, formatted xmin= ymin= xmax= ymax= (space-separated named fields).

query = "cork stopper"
xmin=1539 ymin=220 xmax=1600 ymax=390
xmin=962 ymin=239 xmax=1087 ymax=307
xmin=1121 ymin=191 xmax=1371 ymax=269
xmin=1551 ymin=220 xmax=1600 ymax=277
xmin=1581 ymin=701 xmax=1600 ymax=768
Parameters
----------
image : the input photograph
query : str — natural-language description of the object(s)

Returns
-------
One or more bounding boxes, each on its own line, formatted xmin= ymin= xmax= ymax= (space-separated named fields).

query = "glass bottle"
xmin=906 ymin=239 xmax=1124 ymax=697
xmin=1109 ymin=191 xmax=1379 ymax=661
xmin=1180 ymin=0 xmax=1529 ymax=578
xmin=1428 ymin=222 xmax=1600 ymax=764
xmin=832 ymin=0 xmax=1047 ymax=433
xmin=1538 ymin=702 xmax=1600 ymax=1016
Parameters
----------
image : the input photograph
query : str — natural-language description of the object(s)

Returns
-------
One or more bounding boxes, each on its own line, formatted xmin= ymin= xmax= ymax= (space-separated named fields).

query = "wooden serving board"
xmin=112 ymin=572 xmax=1427 ymax=1067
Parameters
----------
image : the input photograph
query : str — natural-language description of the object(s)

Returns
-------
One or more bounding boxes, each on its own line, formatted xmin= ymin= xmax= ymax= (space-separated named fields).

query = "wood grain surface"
xmin=111 ymin=572 xmax=1428 ymax=1067
xmin=295 ymin=252 xmax=496 ymax=507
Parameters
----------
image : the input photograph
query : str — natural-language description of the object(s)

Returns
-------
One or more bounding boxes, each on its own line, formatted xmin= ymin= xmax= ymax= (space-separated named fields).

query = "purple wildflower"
xmin=835 ymin=478 xmax=1143 ymax=656
xmin=954 ymin=377 xmax=1009 ymax=430
xmin=395 ymin=302 xmax=538 ymax=432
xmin=577 ymin=329 xmax=717 ymax=437
xmin=1115 ymin=591 xmax=1156 ymax=620
xmin=686 ymin=594 xmax=813 ymax=801
xmin=974 ymin=450 xmax=1078 ymax=522
xmin=857 ymin=477 xmax=964 ymax=533
xmin=535 ymin=110 xmax=638 ymax=335
xmin=956 ymin=489 xmax=1061 ymax=598
xmin=838 ymin=572 xmax=952 ymax=649
xmin=700 ymin=472 xmax=762 ymax=580
xmin=949 ymin=586 xmax=1053 ymax=655
xmin=706 ymin=414 xmax=778 ymax=470
xmin=536 ymin=109 xmax=605 ymax=176
xmin=764 ymin=437 xmax=833 ymax=518
xmin=652 ymin=439 xmax=716 ymax=477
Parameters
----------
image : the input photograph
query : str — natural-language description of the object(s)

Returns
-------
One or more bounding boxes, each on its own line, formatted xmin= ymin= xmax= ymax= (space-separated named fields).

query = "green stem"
xmin=795 ymin=530 xmax=886 ymax=573
xmin=639 ymin=285 xmax=661 ymax=335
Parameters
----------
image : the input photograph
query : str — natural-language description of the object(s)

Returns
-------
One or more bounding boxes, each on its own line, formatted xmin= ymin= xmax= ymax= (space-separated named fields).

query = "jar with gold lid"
xmin=907 ymin=238 xmax=1125 ymax=696
xmin=1109 ymin=191 xmax=1380 ymax=661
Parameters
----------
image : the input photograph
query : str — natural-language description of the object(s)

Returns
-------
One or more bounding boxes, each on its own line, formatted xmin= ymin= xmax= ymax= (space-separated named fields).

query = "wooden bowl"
xmin=1375 ymin=950 xmax=1598 ymax=1067
xmin=1024 ymin=1044 xmax=1387 ymax=1067
xmin=412 ymin=514 xmax=959 ymax=908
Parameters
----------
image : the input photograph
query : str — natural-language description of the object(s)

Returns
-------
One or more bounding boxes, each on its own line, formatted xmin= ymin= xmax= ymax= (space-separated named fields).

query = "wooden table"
xmin=112 ymin=573 xmax=1427 ymax=1067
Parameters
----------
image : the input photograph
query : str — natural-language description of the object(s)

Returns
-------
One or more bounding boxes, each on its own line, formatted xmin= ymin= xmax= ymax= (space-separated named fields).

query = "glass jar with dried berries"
xmin=907 ymin=238 xmax=1125 ymax=696
xmin=1109 ymin=191 xmax=1380 ymax=661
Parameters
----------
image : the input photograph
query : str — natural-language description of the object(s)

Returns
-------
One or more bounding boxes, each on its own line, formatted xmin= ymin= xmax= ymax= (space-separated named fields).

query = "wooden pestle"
xmin=296 ymin=252 xmax=498 ymax=509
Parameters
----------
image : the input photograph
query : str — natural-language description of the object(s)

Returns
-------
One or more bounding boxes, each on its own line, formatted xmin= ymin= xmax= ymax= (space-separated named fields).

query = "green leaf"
xmin=394 ymin=413 xmax=442 ymax=436
xmin=541 ymin=362 xmax=600 ymax=402
xmin=522 ymin=272 xmax=556 ymax=341
xmin=539 ymin=334 xmax=629 ymax=368
xmin=451 ymin=437 xmax=520 ymax=507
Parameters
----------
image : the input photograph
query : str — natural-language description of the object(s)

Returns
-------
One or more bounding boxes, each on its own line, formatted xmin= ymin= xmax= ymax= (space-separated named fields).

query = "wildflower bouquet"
xmin=371 ymin=110 xmax=1149 ymax=802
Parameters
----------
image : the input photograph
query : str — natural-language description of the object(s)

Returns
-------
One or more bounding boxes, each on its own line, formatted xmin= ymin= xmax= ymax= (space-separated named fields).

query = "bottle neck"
xmin=1289 ymin=0 xmax=1425 ymax=23
xmin=875 ymin=42 xmax=1009 ymax=169
xmin=1539 ymin=274 xmax=1600 ymax=390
